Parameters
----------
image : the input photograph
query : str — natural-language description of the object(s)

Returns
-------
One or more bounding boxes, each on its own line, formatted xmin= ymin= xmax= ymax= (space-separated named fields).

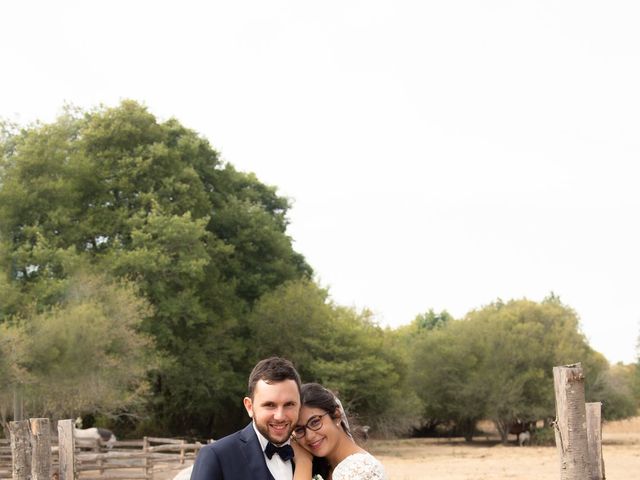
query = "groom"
xmin=190 ymin=357 xmax=301 ymax=480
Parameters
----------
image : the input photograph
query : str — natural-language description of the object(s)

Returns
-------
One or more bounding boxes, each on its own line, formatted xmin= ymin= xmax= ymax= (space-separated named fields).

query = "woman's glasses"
xmin=292 ymin=412 xmax=330 ymax=439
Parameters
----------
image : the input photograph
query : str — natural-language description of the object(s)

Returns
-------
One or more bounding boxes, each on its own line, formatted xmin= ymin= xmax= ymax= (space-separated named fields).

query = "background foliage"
xmin=0 ymin=102 xmax=637 ymax=440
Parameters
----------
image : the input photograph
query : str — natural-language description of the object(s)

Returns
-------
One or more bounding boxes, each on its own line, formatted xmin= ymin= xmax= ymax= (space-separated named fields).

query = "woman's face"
xmin=295 ymin=406 xmax=342 ymax=458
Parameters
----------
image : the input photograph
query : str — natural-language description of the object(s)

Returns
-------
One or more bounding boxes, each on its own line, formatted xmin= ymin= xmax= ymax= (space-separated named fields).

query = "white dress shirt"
xmin=252 ymin=423 xmax=294 ymax=480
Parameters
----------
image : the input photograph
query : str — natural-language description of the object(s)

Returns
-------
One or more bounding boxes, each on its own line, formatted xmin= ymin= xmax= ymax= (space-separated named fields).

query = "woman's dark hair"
xmin=301 ymin=383 xmax=352 ymax=478
xmin=300 ymin=383 xmax=351 ymax=436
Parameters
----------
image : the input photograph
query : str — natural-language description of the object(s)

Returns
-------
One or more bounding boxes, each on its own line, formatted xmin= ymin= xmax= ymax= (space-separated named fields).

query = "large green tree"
xmin=0 ymin=269 xmax=154 ymax=436
xmin=410 ymin=297 xmax=609 ymax=442
xmin=0 ymin=101 xmax=311 ymax=436
xmin=410 ymin=316 xmax=489 ymax=440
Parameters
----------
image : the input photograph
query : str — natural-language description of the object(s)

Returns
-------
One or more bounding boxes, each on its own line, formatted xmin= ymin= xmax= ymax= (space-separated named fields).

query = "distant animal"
xmin=74 ymin=417 xmax=117 ymax=449
xmin=172 ymin=465 xmax=193 ymax=480
xmin=508 ymin=419 xmax=535 ymax=436
xmin=518 ymin=430 xmax=531 ymax=446
xmin=507 ymin=418 xmax=535 ymax=446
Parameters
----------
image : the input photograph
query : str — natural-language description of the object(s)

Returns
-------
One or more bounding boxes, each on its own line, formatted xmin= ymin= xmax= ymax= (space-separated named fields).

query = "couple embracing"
xmin=190 ymin=357 xmax=387 ymax=480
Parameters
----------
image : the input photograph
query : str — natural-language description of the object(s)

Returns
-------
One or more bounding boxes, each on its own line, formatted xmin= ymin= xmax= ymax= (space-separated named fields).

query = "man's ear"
xmin=243 ymin=397 xmax=254 ymax=418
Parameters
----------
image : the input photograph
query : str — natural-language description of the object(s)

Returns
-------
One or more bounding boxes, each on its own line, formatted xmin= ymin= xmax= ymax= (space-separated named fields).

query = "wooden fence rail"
xmin=3 ymin=420 xmax=203 ymax=480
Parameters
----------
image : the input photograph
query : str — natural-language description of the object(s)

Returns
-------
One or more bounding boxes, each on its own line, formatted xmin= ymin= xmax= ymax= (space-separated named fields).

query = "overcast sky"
xmin=2 ymin=1 xmax=639 ymax=364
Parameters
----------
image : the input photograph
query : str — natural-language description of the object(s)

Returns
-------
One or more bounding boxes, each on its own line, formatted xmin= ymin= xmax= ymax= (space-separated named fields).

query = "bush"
xmin=531 ymin=426 xmax=555 ymax=446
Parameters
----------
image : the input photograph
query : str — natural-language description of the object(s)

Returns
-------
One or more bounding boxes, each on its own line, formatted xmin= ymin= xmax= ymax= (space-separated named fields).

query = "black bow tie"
xmin=264 ymin=442 xmax=294 ymax=461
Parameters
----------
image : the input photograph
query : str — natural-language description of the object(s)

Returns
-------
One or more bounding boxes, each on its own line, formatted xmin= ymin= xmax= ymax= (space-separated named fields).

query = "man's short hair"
xmin=247 ymin=357 xmax=302 ymax=399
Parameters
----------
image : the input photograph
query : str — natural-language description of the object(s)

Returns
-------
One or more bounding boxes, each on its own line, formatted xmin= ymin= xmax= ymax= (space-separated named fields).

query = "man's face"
xmin=243 ymin=379 xmax=300 ymax=445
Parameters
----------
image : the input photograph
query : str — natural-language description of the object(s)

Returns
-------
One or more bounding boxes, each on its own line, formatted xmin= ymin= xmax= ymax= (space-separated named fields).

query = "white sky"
xmin=1 ymin=1 xmax=639 ymax=364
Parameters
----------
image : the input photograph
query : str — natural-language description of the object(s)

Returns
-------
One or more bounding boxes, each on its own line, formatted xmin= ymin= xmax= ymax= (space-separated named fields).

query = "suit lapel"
xmin=239 ymin=423 xmax=275 ymax=480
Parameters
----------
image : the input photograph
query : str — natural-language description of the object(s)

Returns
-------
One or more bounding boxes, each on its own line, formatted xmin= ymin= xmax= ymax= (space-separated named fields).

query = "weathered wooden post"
xmin=143 ymin=436 xmax=151 ymax=480
xmin=29 ymin=419 xmax=51 ymax=480
xmin=179 ymin=439 xmax=186 ymax=465
xmin=57 ymin=419 xmax=76 ymax=480
xmin=586 ymin=402 xmax=604 ymax=480
xmin=9 ymin=420 xmax=31 ymax=480
xmin=553 ymin=363 xmax=590 ymax=480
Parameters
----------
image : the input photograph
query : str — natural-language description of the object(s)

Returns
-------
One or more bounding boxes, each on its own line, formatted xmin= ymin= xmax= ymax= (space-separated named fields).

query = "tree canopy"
xmin=0 ymin=269 xmax=154 ymax=433
xmin=0 ymin=101 xmax=312 ymax=435
xmin=409 ymin=297 xmax=615 ymax=442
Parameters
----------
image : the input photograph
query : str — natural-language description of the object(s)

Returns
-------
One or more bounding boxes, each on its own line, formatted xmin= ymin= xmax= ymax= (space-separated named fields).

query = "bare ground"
xmin=368 ymin=416 xmax=640 ymax=479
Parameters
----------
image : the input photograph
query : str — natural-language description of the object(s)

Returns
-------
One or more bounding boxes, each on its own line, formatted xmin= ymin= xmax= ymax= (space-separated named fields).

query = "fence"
xmin=553 ymin=362 xmax=604 ymax=480
xmin=4 ymin=420 xmax=203 ymax=480
xmin=0 ymin=439 xmax=10 ymax=479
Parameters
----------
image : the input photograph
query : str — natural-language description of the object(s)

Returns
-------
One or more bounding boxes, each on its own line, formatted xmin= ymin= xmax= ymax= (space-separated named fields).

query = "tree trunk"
xmin=13 ymin=386 xmax=24 ymax=422
xmin=495 ymin=419 xmax=509 ymax=444
xmin=459 ymin=418 xmax=476 ymax=442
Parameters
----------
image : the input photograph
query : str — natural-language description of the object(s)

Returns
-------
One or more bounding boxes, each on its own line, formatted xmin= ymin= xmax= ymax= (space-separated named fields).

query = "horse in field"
xmin=74 ymin=417 xmax=117 ymax=449
xmin=517 ymin=430 xmax=531 ymax=446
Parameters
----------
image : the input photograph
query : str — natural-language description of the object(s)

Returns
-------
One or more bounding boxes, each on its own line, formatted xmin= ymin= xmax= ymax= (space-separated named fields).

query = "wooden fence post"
xmin=179 ymin=439 xmax=185 ymax=465
xmin=29 ymin=419 xmax=51 ymax=480
xmin=142 ymin=436 xmax=151 ymax=480
xmin=57 ymin=419 xmax=76 ymax=480
xmin=586 ymin=402 xmax=604 ymax=480
xmin=9 ymin=420 xmax=31 ymax=480
xmin=553 ymin=363 xmax=590 ymax=480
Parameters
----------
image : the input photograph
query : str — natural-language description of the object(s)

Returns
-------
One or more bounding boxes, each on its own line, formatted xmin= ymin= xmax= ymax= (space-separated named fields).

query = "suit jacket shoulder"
xmin=190 ymin=423 xmax=274 ymax=480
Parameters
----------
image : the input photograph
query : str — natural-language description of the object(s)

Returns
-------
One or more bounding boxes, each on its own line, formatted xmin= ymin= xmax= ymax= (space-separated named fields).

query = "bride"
xmin=291 ymin=383 xmax=387 ymax=480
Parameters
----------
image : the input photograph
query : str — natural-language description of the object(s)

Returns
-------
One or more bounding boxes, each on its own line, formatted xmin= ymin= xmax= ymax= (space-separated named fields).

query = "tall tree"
xmin=0 ymin=269 xmax=154 ymax=435
xmin=410 ymin=318 xmax=489 ymax=441
xmin=410 ymin=297 xmax=609 ymax=442
xmin=0 ymin=101 xmax=311 ymax=436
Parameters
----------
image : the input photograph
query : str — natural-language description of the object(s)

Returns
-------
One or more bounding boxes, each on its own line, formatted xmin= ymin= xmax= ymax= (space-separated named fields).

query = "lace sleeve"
xmin=332 ymin=453 xmax=387 ymax=480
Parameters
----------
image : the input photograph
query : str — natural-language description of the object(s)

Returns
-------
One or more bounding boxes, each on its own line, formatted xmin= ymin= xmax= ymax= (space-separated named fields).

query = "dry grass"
xmin=367 ymin=416 xmax=640 ymax=479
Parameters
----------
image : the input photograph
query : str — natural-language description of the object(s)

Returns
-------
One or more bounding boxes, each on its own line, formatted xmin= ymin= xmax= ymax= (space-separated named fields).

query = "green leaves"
xmin=0 ymin=101 xmax=311 ymax=435
xmin=246 ymin=280 xmax=411 ymax=434
xmin=1 ymin=270 xmax=154 ymax=420
xmin=408 ymin=298 xmax=614 ymax=441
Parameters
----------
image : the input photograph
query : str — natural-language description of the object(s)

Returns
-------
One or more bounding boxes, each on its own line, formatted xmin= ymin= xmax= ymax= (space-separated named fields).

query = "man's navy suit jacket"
xmin=190 ymin=423 xmax=276 ymax=480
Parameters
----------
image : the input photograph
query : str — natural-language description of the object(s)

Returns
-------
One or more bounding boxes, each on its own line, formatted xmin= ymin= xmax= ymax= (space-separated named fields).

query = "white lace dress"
xmin=331 ymin=452 xmax=387 ymax=480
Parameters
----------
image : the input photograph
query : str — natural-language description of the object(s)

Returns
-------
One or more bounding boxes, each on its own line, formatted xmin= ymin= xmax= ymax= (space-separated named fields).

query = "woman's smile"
xmin=306 ymin=436 xmax=324 ymax=451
